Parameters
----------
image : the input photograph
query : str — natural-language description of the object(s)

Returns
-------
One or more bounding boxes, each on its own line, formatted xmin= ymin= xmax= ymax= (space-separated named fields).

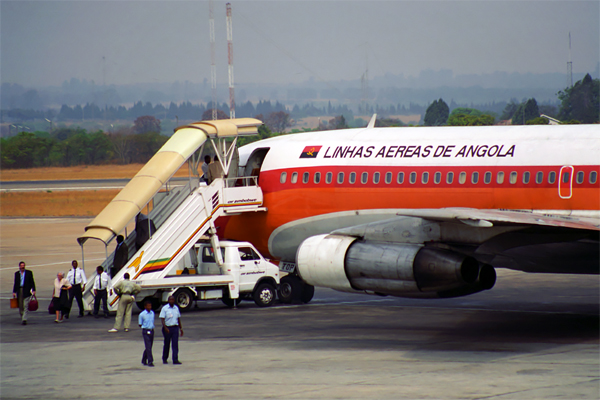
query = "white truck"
xmin=130 ymin=240 xmax=280 ymax=311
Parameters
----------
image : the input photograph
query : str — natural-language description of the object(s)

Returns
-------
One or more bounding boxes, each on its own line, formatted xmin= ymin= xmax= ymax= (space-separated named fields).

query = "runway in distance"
xmin=217 ymin=119 xmax=599 ymax=300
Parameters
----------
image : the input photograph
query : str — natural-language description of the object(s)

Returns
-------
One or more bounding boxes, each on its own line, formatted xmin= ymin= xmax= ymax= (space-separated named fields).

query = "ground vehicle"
xmin=132 ymin=240 xmax=280 ymax=311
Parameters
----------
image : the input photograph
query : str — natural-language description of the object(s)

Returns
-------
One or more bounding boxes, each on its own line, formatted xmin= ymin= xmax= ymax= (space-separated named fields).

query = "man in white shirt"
xmin=160 ymin=295 xmax=184 ymax=365
xmin=66 ymin=260 xmax=87 ymax=318
xmin=201 ymin=155 xmax=211 ymax=184
xmin=93 ymin=266 xmax=110 ymax=318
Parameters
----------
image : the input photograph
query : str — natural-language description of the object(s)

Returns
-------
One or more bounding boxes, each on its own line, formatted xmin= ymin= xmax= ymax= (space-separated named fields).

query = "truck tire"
xmin=137 ymin=297 xmax=161 ymax=311
xmin=300 ymin=284 xmax=315 ymax=303
xmin=253 ymin=283 xmax=276 ymax=307
xmin=278 ymin=275 xmax=302 ymax=303
xmin=174 ymin=288 xmax=194 ymax=312
xmin=221 ymin=290 xmax=242 ymax=308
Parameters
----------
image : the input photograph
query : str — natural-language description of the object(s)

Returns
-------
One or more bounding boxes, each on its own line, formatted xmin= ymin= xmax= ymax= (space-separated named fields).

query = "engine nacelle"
xmin=297 ymin=234 xmax=496 ymax=298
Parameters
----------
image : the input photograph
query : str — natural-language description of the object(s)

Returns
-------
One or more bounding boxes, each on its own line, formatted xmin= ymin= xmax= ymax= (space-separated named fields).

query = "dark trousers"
xmin=162 ymin=326 xmax=179 ymax=362
xmin=68 ymin=284 xmax=84 ymax=316
xmin=93 ymin=289 xmax=108 ymax=316
xmin=142 ymin=329 xmax=154 ymax=365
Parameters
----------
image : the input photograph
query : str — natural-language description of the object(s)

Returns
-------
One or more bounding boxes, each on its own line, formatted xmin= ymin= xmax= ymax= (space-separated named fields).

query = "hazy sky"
xmin=1 ymin=1 xmax=598 ymax=87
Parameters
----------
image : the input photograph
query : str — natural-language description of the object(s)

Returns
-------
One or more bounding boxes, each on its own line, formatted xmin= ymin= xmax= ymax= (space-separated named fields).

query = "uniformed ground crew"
xmin=108 ymin=273 xmax=141 ymax=333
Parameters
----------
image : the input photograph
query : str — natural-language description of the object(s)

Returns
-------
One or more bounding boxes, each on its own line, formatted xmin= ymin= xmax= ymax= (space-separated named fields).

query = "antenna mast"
xmin=209 ymin=0 xmax=217 ymax=120
xmin=226 ymin=2 xmax=235 ymax=119
xmin=567 ymin=32 xmax=573 ymax=88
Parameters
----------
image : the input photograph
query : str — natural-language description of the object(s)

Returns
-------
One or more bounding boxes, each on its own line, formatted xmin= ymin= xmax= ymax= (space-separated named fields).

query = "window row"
xmin=280 ymin=170 xmax=598 ymax=186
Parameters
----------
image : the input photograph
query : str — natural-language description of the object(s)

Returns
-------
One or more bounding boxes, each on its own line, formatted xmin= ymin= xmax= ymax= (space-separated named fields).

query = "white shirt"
xmin=67 ymin=268 xmax=87 ymax=286
xmin=93 ymin=272 xmax=110 ymax=290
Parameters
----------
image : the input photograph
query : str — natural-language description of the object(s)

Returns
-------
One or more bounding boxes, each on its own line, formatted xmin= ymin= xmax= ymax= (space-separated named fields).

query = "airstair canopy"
xmin=77 ymin=118 xmax=262 ymax=246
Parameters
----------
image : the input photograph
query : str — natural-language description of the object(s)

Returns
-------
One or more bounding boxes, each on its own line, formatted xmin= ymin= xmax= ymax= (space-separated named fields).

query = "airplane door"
xmin=558 ymin=166 xmax=574 ymax=199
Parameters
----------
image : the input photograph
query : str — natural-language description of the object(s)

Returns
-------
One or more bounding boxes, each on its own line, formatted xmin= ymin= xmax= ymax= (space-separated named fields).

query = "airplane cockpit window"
xmin=484 ymin=172 xmax=492 ymax=184
xmin=238 ymin=247 xmax=260 ymax=261
xmin=471 ymin=172 xmax=479 ymax=184
xmin=280 ymin=172 xmax=287 ymax=184
xmin=509 ymin=171 xmax=518 ymax=184
xmin=314 ymin=172 xmax=321 ymax=184
xmin=497 ymin=171 xmax=505 ymax=184
xmin=337 ymin=172 xmax=345 ymax=184
xmin=303 ymin=172 xmax=309 ymax=184
xmin=291 ymin=172 xmax=298 ymax=184
xmin=349 ymin=172 xmax=356 ymax=184
xmin=590 ymin=171 xmax=597 ymax=184
xmin=548 ymin=171 xmax=556 ymax=184
xmin=361 ymin=172 xmax=368 ymax=184
xmin=523 ymin=171 xmax=530 ymax=184
xmin=373 ymin=172 xmax=380 ymax=184
xmin=325 ymin=172 xmax=333 ymax=184
xmin=446 ymin=172 xmax=454 ymax=184
xmin=397 ymin=172 xmax=405 ymax=184
xmin=421 ymin=172 xmax=429 ymax=184
xmin=409 ymin=172 xmax=417 ymax=184
xmin=535 ymin=171 xmax=543 ymax=184
xmin=458 ymin=172 xmax=467 ymax=184
xmin=385 ymin=172 xmax=392 ymax=184
xmin=576 ymin=171 xmax=584 ymax=184
xmin=434 ymin=172 xmax=441 ymax=184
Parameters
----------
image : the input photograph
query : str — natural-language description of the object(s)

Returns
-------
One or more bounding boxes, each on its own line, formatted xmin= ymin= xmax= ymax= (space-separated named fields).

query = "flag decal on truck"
xmin=138 ymin=258 xmax=170 ymax=275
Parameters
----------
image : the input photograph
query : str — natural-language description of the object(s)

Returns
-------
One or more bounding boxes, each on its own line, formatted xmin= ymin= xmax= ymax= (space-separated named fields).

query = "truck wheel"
xmin=221 ymin=290 xmax=242 ymax=308
xmin=278 ymin=275 xmax=302 ymax=303
xmin=300 ymin=284 xmax=315 ymax=303
xmin=174 ymin=288 xmax=194 ymax=312
xmin=253 ymin=283 xmax=276 ymax=307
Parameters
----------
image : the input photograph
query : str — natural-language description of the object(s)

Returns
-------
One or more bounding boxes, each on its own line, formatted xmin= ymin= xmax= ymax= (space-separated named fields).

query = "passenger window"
xmin=497 ymin=171 xmax=504 ymax=184
xmin=484 ymin=172 xmax=492 ymax=184
xmin=459 ymin=172 xmax=467 ymax=184
xmin=314 ymin=172 xmax=321 ymax=184
xmin=373 ymin=172 xmax=380 ymax=184
xmin=535 ymin=171 xmax=543 ymax=184
xmin=239 ymin=247 xmax=260 ymax=261
xmin=385 ymin=172 xmax=392 ymax=184
xmin=471 ymin=172 xmax=479 ymax=184
xmin=576 ymin=171 xmax=584 ymax=184
xmin=397 ymin=172 xmax=405 ymax=184
xmin=361 ymin=172 xmax=368 ymax=184
xmin=325 ymin=172 xmax=333 ymax=184
xmin=409 ymin=172 xmax=417 ymax=184
xmin=280 ymin=172 xmax=287 ymax=184
xmin=446 ymin=172 xmax=454 ymax=184
xmin=349 ymin=172 xmax=356 ymax=184
xmin=509 ymin=171 xmax=517 ymax=184
xmin=434 ymin=172 xmax=441 ymax=184
xmin=337 ymin=172 xmax=345 ymax=184
xmin=548 ymin=171 xmax=556 ymax=184
xmin=562 ymin=171 xmax=570 ymax=183
xmin=291 ymin=172 xmax=298 ymax=184
xmin=302 ymin=172 xmax=309 ymax=184
xmin=523 ymin=171 xmax=530 ymax=184
xmin=421 ymin=172 xmax=429 ymax=184
xmin=590 ymin=171 xmax=598 ymax=184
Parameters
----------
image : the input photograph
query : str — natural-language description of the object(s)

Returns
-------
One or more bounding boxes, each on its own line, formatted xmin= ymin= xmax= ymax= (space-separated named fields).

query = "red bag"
xmin=48 ymin=298 xmax=56 ymax=314
xmin=28 ymin=295 xmax=39 ymax=312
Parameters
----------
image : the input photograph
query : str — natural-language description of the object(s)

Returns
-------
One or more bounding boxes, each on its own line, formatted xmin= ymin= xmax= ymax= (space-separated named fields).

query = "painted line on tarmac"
xmin=0 ymin=258 xmax=105 ymax=271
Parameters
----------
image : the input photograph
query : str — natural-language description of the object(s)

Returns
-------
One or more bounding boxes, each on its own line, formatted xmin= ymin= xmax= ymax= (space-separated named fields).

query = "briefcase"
xmin=10 ymin=298 xmax=18 ymax=308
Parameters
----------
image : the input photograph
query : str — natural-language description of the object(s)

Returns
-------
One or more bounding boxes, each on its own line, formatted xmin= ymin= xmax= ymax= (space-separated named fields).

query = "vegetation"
xmin=447 ymin=113 xmax=495 ymax=126
xmin=511 ymin=98 xmax=540 ymax=125
xmin=557 ymin=74 xmax=600 ymax=123
xmin=423 ymin=99 xmax=449 ymax=126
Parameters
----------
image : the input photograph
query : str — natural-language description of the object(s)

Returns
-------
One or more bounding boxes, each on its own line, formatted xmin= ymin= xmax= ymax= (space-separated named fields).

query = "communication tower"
xmin=209 ymin=0 xmax=217 ymax=120
xmin=226 ymin=2 xmax=235 ymax=119
xmin=567 ymin=32 xmax=573 ymax=88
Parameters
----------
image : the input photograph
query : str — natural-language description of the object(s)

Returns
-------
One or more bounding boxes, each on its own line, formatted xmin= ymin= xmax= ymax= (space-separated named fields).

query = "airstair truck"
xmin=77 ymin=118 xmax=278 ymax=312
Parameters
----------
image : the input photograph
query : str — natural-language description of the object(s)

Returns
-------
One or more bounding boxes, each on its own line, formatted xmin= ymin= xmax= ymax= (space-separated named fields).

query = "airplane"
xmin=214 ymin=119 xmax=599 ymax=302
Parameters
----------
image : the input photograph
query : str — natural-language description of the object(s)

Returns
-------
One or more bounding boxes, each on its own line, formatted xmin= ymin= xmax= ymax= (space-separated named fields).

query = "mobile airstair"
xmin=77 ymin=118 xmax=265 ymax=311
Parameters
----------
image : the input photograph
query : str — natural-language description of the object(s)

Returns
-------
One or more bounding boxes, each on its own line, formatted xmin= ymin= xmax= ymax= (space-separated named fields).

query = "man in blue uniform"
xmin=160 ymin=295 xmax=184 ymax=365
xmin=138 ymin=301 xmax=155 ymax=367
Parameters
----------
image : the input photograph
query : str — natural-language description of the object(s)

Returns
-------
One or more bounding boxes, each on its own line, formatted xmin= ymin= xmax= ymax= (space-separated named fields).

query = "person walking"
xmin=108 ymin=273 xmax=141 ymax=333
xmin=93 ymin=266 xmax=110 ymax=318
xmin=66 ymin=260 xmax=87 ymax=318
xmin=12 ymin=261 xmax=36 ymax=325
xmin=201 ymin=155 xmax=211 ymax=184
xmin=160 ymin=295 xmax=183 ymax=365
xmin=138 ymin=301 xmax=155 ymax=367
xmin=207 ymin=155 xmax=224 ymax=184
xmin=112 ymin=235 xmax=129 ymax=278
xmin=51 ymin=272 xmax=71 ymax=323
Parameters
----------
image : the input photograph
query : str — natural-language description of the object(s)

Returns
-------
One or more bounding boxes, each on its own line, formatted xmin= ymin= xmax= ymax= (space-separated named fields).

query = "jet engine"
xmin=296 ymin=234 xmax=496 ymax=298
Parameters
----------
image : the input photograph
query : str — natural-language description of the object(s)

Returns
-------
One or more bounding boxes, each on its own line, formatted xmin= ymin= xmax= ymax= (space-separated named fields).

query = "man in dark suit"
xmin=112 ymin=235 xmax=129 ymax=278
xmin=12 ymin=261 xmax=36 ymax=325
xmin=135 ymin=213 xmax=156 ymax=252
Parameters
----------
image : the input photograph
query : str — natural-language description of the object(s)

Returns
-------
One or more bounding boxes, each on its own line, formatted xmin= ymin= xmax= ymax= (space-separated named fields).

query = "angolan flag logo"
xmin=300 ymin=146 xmax=322 ymax=158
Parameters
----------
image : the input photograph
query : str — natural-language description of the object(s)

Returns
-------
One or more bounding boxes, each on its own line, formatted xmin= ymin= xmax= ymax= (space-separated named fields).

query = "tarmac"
xmin=1 ymin=218 xmax=599 ymax=399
